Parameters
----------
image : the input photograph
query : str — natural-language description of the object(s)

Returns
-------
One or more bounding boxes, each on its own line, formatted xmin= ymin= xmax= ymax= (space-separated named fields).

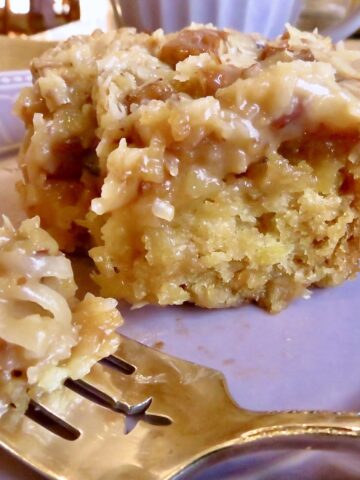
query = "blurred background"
xmin=0 ymin=0 xmax=113 ymax=37
xmin=0 ymin=0 xmax=359 ymax=39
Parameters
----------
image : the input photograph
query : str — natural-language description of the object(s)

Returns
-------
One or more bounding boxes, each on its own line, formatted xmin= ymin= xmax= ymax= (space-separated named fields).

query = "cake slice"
xmin=16 ymin=25 xmax=360 ymax=311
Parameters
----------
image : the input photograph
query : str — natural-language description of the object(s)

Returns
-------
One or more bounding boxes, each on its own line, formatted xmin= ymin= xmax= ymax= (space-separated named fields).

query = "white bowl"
xmin=118 ymin=0 xmax=303 ymax=38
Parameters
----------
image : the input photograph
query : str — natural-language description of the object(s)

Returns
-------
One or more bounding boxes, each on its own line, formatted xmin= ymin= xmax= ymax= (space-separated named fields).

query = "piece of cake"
xmin=16 ymin=25 xmax=360 ymax=312
xmin=0 ymin=216 xmax=122 ymax=417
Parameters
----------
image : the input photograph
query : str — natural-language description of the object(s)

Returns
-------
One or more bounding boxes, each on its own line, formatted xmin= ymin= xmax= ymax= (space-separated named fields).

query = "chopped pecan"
xmin=125 ymin=79 xmax=175 ymax=107
xmin=159 ymin=29 xmax=228 ymax=67
xmin=201 ymin=64 xmax=244 ymax=96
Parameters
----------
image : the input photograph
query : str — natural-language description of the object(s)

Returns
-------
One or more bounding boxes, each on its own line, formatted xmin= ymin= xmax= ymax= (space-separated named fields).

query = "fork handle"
xmin=178 ymin=411 xmax=360 ymax=480
xmin=238 ymin=409 xmax=360 ymax=446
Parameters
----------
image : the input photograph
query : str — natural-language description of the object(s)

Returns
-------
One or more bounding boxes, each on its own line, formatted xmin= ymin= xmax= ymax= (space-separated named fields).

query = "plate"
xmin=0 ymin=71 xmax=32 ymax=158
xmin=1 ymin=71 xmax=360 ymax=480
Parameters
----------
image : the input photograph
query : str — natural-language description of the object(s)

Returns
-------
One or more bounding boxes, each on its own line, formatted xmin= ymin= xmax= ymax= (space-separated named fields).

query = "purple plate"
xmin=0 ymin=70 xmax=360 ymax=480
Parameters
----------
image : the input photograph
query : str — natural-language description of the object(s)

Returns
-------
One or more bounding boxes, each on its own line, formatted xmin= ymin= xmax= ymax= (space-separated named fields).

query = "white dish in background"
xmin=117 ymin=0 xmax=360 ymax=40
xmin=1 ymin=71 xmax=360 ymax=479
xmin=118 ymin=0 xmax=303 ymax=37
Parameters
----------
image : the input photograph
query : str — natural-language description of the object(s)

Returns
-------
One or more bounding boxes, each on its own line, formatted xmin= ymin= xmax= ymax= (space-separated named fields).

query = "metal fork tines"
xmin=1 ymin=334 xmax=360 ymax=480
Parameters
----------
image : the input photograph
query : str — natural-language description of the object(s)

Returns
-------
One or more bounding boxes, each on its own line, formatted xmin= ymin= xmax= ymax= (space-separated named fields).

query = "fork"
xmin=1 ymin=334 xmax=360 ymax=480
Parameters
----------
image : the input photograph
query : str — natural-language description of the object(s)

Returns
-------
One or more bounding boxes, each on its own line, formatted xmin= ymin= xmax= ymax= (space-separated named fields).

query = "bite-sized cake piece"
xmin=0 ymin=216 xmax=122 ymax=417
xmin=16 ymin=25 xmax=360 ymax=311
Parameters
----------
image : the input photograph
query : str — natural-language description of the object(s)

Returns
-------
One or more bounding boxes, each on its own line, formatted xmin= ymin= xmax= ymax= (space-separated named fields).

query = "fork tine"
xmin=0 ymin=413 xmax=73 ymax=480
xmin=0 ymin=384 xmax=162 ymax=480
xmin=83 ymin=334 xmax=228 ymax=420
xmin=0 ymin=388 xmax=122 ymax=480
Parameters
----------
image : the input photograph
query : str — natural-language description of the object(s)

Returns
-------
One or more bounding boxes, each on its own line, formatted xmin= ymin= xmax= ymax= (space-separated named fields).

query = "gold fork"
xmin=1 ymin=334 xmax=360 ymax=480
